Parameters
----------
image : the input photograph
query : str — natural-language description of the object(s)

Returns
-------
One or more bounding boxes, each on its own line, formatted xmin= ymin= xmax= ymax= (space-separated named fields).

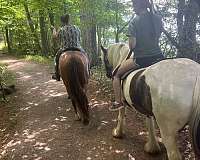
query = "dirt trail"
xmin=0 ymin=54 xmax=194 ymax=160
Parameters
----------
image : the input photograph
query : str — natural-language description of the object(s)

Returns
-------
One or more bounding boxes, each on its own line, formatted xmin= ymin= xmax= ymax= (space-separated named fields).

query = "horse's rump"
xmin=59 ymin=51 xmax=89 ymax=86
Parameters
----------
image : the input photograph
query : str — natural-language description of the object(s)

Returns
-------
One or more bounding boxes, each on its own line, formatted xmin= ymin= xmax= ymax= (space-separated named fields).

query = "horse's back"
xmin=59 ymin=51 xmax=89 ymax=83
xmin=146 ymin=58 xmax=199 ymax=80
xmin=145 ymin=58 xmax=199 ymax=100
xmin=60 ymin=51 xmax=88 ymax=66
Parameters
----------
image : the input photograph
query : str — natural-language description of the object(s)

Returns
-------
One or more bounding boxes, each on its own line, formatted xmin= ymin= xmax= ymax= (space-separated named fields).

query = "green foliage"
xmin=0 ymin=0 xmax=133 ymax=55
xmin=0 ymin=63 xmax=15 ymax=101
xmin=24 ymin=55 xmax=53 ymax=64
xmin=1 ymin=0 xmax=198 ymax=60
xmin=91 ymin=65 xmax=113 ymax=97
xmin=0 ymin=63 xmax=15 ymax=87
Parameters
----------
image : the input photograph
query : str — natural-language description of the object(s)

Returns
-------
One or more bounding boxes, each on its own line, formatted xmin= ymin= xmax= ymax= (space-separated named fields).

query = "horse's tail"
xmin=62 ymin=54 xmax=89 ymax=125
xmin=189 ymin=75 xmax=200 ymax=157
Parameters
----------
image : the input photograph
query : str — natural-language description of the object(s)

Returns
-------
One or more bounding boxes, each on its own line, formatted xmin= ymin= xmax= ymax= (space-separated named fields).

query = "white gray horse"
xmin=101 ymin=43 xmax=200 ymax=160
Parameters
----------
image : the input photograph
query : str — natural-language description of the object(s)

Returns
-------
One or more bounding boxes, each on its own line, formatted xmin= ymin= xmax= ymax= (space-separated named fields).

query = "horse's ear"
xmin=100 ymin=45 xmax=108 ymax=54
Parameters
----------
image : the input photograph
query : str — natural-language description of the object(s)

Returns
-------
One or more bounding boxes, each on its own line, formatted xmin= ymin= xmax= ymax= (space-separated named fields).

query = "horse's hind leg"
xmin=144 ymin=117 xmax=161 ymax=154
xmin=72 ymin=99 xmax=81 ymax=121
xmin=156 ymin=118 xmax=182 ymax=160
xmin=160 ymin=129 xmax=181 ymax=160
xmin=112 ymin=106 xmax=126 ymax=138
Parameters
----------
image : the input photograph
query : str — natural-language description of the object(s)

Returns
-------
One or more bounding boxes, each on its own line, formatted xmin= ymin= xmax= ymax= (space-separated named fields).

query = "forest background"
xmin=0 ymin=0 xmax=200 ymax=66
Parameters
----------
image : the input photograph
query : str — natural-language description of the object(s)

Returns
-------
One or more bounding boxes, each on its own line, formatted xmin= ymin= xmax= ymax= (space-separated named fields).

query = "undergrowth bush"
xmin=0 ymin=63 xmax=15 ymax=101
xmin=91 ymin=65 xmax=113 ymax=98
xmin=24 ymin=55 xmax=53 ymax=65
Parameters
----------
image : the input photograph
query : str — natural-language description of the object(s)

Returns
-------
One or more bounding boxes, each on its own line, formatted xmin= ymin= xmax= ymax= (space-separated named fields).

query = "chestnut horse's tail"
xmin=189 ymin=75 xmax=200 ymax=158
xmin=60 ymin=53 xmax=89 ymax=124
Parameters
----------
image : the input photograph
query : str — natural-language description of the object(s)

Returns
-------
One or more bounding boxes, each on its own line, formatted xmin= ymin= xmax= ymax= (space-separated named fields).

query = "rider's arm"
xmin=127 ymin=17 xmax=137 ymax=51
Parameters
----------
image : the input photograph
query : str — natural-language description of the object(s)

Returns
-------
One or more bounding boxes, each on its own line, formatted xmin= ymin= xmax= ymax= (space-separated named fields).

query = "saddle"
xmin=122 ymin=68 xmax=154 ymax=117
xmin=61 ymin=47 xmax=83 ymax=53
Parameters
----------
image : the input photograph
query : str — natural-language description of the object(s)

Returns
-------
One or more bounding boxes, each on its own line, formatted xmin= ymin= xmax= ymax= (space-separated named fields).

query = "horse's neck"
xmin=109 ymin=51 xmax=121 ymax=69
xmin=108 ymin=44 xmax=130 ymax=69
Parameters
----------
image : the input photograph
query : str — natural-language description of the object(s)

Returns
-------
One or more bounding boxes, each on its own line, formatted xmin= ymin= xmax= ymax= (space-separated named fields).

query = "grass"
xmin=23 ymin=55 xmax=53 ymax=65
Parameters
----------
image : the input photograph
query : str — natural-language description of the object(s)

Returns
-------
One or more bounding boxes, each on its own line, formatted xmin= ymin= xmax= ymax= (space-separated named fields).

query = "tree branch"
xmin=151 ymin=0 xmax=181 ymax=50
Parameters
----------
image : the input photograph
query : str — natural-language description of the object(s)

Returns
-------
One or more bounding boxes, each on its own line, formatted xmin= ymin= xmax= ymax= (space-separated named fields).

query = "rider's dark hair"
xmin=133 ymin=0 xmax=156 ymax=39
xmin=61 ymin=14 xmax=70 ymax=25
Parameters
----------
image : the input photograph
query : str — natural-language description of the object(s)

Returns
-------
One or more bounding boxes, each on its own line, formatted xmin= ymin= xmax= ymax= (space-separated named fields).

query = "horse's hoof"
xmin=144 ymin=142 xmax=161 ymax=154
xmin=74 ymin=114 xmax=81 ymax=121
xmin=112 ymin=128 xmax=123 ymax=138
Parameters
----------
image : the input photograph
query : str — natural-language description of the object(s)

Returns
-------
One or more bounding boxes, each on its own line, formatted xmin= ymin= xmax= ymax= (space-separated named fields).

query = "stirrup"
xmin=109 ymin=102 xmax=124 ymax=111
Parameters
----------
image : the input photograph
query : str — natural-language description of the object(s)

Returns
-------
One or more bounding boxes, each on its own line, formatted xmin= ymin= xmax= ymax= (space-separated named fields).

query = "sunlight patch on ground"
xmin=31 ymin=86 xmax=39 ymax=90
xmin=138 ymin=131 xmax=148 ymax=136
xmin=128 ymin=153 xmax=136 ymax=160
xmin=49 ymin=92 xmax=66 ymax=97
xmin=115 ymin=149 xmax=125 ymax=153
xmin=20 ymin=106 xmax=31 ymax=111
xmin=8 ymin=62 xmax=26 ymax=70
xmin=0 ymin=140 xmax=21 ymax=157
xmin=0 ymin=128 xmax=52 ymax=158
xmin=21 ymin=75 xmax=32 ymax=80
xmin=41 ymin=89 xmax=66 ymax=97
xmin=97 ymin=121 xmax=109 ymax=130
xmin=89 ymin=99 xmax=109 ymax=109
xmin=112 ymin=119 xmax=117 ymax=122
xmin=0 ymin=59 xmax=18 ymax=64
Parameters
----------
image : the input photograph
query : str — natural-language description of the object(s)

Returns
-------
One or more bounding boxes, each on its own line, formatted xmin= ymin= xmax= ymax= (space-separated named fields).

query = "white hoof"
xmin=112 ymin=128 xmax=123 ymax=138
xmin=74 ymin=114 xmax=81 ymax=121
xmin=144 ymin=142 xmax=161 ymax=154
xmin=168 ymin=152 xmax=182 ymax=160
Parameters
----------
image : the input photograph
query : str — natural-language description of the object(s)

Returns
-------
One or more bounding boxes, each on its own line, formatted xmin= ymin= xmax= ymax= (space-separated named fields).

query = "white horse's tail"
xmin=189 ymin=75 xmax=200 ymax=158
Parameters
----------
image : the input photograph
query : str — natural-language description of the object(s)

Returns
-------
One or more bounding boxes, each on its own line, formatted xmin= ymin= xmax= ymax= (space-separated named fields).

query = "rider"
xmin=110 ymin=0 xmax=164 ymax=111
xmin=52 ymin=14 xmax=85 ymax=81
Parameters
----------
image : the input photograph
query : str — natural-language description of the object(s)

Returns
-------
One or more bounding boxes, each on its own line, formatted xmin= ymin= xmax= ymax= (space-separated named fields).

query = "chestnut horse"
xmin=59 ymin=51 xmax=90 ymax=125
xmin=101 ymin=43 xmax=200 ymax=160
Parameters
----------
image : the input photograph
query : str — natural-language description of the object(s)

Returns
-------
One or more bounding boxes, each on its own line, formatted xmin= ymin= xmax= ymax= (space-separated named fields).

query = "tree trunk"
xmin=115 ymin=0 xmax=120 ymax=43
xmin=5 ymin=26 xmax=12 ymax=53
xmin=48 ymin=9 xmax=58 ymax=55
xmin=97 ymin=26 xmax=102 ymax=64
xmin=24 ymin=1 xmax=41 ymax=51
xmin=39 ymin=10 xmax=49 ymax=56
xmin=80 ymin=0 xmax=97 ymax=66
xmin=177 ymin=0 xmax=185 ymax=49
xmin=177 ymin=0 xmax=199 ymax=61
xmin=48 ymin=9 xmax=55 ymax=29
